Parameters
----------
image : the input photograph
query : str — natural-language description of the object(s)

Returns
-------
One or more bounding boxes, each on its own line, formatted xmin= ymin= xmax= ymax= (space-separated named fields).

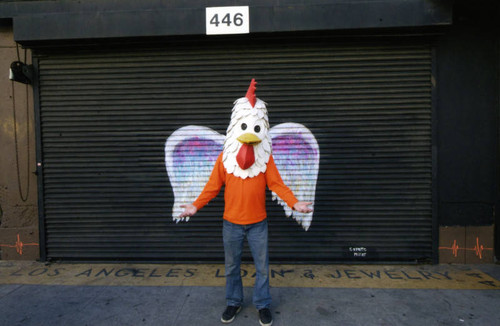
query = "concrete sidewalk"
xmin=1 ymin=263 xmax=499 ymax=326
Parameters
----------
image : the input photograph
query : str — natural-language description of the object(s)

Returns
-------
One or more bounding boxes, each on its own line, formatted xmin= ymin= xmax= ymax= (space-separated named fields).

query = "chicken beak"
xmin=237 ymin=133 xmax=262 ymax=145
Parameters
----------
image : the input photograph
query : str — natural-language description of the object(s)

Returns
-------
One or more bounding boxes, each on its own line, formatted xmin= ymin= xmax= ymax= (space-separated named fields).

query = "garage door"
xmin=36 ymin=34 xmax=433 ymax=262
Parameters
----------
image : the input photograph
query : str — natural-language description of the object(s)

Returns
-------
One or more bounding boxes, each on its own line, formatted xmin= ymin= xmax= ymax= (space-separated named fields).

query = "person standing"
xmin=178 ymin=80 xmax=313 ymax=326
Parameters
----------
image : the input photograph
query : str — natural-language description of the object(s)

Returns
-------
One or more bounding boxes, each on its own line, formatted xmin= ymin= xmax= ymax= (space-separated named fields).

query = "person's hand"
xmin=178 ymin=204 xmax=197 ymax=219
xmin=293 ymin=201 xmax=313 ymax=213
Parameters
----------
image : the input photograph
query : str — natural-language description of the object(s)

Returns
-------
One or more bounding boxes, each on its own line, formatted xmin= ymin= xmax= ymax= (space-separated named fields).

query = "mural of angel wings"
xmin=165 ymin=123 xmax=320 ymax=230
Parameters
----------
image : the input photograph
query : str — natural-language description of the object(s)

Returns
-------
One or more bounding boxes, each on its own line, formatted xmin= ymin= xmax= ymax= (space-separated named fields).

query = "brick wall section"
xmin=439 ymin=226 xmax=494 ymax=264
xmin=0 ymin=26 xmax=39 ymax=260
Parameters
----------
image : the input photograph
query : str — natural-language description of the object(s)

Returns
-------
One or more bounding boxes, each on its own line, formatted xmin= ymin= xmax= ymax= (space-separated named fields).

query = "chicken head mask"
xmin=222 ymin=79 xmax=272 ymax=179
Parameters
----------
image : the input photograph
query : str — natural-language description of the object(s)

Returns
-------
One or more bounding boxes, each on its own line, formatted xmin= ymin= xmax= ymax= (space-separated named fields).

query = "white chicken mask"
xmin=222 ymin=79 xmax=272 ymax=179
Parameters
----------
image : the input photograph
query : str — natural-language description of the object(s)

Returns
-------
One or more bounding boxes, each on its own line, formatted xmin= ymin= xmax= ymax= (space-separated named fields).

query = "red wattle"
xmin=236 ymin=144 xmax=255 ymax=170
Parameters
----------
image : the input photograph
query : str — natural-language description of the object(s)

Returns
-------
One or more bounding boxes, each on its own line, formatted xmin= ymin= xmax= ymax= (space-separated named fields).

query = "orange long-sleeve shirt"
xmin=192 ymin=153 xmax=298 ymax=225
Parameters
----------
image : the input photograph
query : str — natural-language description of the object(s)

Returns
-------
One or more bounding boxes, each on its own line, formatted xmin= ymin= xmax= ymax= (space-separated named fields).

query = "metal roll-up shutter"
xmin=37 ymin=35 xmax=433 ymax=262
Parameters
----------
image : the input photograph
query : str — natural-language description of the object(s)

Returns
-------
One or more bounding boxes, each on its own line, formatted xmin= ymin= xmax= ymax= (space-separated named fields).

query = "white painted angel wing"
xmin=270 ymin=123 xmax=320 ymax=231
xmin=165 ymin=126 xmax=224 ymax=222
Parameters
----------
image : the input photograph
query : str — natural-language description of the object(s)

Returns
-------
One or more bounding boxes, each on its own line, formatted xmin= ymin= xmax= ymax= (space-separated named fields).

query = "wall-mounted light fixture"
xmin=9 ymin=61 xmax=33 ymax=85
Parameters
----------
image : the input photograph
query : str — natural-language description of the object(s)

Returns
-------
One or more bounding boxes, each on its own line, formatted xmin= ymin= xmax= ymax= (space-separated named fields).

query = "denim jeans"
xmin=223 ymin=219 xmax=271 ymax=309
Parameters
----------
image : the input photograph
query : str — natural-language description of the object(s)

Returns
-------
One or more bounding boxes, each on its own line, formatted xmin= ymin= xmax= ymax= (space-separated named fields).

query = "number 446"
xmin=210 ymin=13 xmax=244 ymax=27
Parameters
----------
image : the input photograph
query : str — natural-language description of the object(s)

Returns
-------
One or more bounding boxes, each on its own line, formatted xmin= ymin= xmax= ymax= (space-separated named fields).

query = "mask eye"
xmin=241 ymin=123 xmax=247 ymax=130
xmin=254 ymin=125 xmax=261 ymax=133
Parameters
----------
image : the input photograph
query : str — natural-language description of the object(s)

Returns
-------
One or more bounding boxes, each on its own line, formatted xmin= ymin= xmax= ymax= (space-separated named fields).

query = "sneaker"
xmin=221 ymin=305 xmax=241 ymax=324
xmin=258 ymin=308 xmax=273 ymax=326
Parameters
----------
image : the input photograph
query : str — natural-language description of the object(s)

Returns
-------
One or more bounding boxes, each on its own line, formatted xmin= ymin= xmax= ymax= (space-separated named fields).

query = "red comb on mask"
xmin=245 ymin=78 xmax=257 ymax=108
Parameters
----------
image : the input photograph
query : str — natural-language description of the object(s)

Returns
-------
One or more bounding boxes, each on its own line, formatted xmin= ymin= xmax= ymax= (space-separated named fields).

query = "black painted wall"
xmin=436 ymin=1 xmax=499 ymax=257
xmin=436 ymin=1 xmax=499 ymax=226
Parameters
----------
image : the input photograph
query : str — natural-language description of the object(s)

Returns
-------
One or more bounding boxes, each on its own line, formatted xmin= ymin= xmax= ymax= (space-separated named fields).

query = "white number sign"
xmin=206 ymin=6 xmax=249 ymax=35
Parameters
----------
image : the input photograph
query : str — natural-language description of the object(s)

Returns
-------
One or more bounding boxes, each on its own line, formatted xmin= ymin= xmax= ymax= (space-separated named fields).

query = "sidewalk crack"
xmin=172 ymin=288 xmax=191 ymax=324
xmin=0 ymin=284 xmax=24 ymax=300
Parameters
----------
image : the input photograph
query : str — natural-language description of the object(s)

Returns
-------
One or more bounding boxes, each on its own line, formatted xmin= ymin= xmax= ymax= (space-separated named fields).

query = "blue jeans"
xmin=223 ymin=219 xmax=271 ymax=309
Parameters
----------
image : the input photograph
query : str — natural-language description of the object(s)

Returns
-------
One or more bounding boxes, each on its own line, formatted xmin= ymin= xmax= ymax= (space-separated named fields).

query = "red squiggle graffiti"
xmin=439 ymin=237 xmax=493 ymax=259
xmin=0 ymin=234 xmax=39 ymax=255
xmin=469 ymin=237 xmax=490 ymax=259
